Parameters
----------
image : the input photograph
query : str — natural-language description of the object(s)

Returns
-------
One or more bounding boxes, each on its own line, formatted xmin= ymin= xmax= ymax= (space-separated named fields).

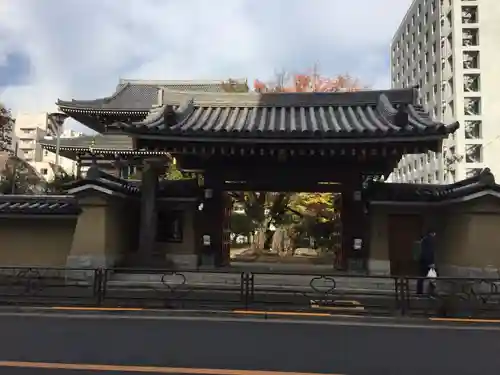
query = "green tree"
xmin=229 ymin=212 xmax=256 ymax=242
xmin=45 ymin=172 xmax=78 ymax=193
xmin=0 ymin=102 xmax=14 ymax=153
xmin=0 ymin=157 xmax=44 ymax=194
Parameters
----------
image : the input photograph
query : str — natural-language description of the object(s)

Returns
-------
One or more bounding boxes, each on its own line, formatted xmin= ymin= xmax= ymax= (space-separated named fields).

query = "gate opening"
xmin=227 ymin=191 xmax=342 ymax=267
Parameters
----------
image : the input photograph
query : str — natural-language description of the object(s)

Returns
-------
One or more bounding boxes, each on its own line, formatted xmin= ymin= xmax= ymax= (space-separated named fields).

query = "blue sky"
xmin=0 ymin=0 xmax=412 ymax=130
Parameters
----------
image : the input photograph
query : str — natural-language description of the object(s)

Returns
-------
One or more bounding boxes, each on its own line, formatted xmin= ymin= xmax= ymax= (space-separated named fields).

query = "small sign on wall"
xmin=353 ymin=238 xmax=362 ymax=250
xmin=202 ymin=235 xmax=211 ymax=246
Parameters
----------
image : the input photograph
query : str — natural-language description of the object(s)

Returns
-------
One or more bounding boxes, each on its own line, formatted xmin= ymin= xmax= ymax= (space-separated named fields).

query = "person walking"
xmin=416 ymin=230 xmax=436 ymax=295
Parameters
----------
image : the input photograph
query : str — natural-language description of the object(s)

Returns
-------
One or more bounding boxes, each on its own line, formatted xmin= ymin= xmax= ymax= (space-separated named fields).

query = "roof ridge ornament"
xmin=164 ymin=105 xmax=177 ymax=127
xmin=394 ymin=104 xmax=409 ymax=128
xmin=479 ymin=167 xmax=495 ymax=185
xmin=377 ymin=94 xmax=408 ymax=128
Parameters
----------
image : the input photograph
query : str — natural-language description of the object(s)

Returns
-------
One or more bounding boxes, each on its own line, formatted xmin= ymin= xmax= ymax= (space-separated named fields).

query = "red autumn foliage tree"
xmin=253 ymin=66 xmax=368 ymax=93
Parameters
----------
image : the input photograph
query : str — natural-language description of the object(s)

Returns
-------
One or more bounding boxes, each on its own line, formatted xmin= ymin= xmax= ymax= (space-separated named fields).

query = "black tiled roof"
xmin=63 ymin=166 xmax=200 ymax=198
xmin=64 ymin=166 xmax=141 ymax=196
xmin=39 ymin=134 xmax=135 ymax=151
xmin=38 ymin=134 xmax=170 ymax=159
xmin=0 ymin=196 xmax=80 ymax=216
xmin=115 ymin=88 xmax=458 ymax=141
xmin=367 ymin=168 xmax=499 ymax=202
xmin=57 ymin=79 xmax=249 ymax=113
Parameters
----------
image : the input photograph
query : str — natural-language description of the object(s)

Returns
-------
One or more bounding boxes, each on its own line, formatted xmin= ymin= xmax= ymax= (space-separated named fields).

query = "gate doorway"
xmin=226 ymin=191 xmax=343 ymax=269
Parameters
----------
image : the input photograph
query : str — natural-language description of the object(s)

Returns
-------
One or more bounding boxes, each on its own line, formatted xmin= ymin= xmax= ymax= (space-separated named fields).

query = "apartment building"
xmin=390 ymin=0 xmax=500 ymax=183
xmin=14 ymin=112 xmax=83 ymax=179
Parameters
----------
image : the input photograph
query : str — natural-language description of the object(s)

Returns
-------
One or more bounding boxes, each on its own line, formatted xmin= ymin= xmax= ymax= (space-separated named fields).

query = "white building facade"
xmin=14 ymin=112 xmax=83 ymax=180
xmin=390 ymin=0 xmax=500 ymax=183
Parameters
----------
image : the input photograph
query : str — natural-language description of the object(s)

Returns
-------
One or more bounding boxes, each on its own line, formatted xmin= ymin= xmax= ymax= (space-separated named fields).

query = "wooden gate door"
xmin=220 ymin=192 xmax=232 ymax=266
xmin=387 ymin=215 xmax=422 ymax=276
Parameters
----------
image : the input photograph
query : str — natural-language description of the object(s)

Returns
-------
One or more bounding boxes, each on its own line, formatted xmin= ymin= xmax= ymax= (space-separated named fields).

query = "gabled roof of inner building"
xmin=111 ymin=88 xmax=458 ymax=142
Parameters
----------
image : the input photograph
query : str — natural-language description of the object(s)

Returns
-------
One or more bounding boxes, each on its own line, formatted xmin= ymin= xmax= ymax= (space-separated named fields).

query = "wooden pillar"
xmin=76 ymin=156 xmax=82 ymax=179
xmin=341 ymin=174 xmax=367 ymax=272
xmin=137 ymin=159 xmax=161 ymax=266
xmin=200 ymin=170 xmax=225 ymax=267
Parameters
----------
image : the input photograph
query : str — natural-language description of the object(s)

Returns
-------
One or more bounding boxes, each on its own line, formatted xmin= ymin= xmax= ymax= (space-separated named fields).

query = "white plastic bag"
xmin=427 ymin=267 xmax=437 ymax=279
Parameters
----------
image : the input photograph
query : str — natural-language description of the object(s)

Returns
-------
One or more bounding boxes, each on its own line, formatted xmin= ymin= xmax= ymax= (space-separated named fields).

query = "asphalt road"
xmin=0 ymin=311 xmax=500 ymax=375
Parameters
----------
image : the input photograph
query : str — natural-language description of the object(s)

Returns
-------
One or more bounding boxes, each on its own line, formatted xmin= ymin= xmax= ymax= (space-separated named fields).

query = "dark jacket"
xmin=419 ymin=234 xmax=435 ymax=266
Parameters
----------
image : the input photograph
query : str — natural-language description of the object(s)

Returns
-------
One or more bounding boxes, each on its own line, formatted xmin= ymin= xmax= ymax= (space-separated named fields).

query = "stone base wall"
xmin=166 ymin=254 xmax=198 ymax=269
xmin=367 ymin=259 xmax=391 ymax=276
xmin=438 ymin=264 xmax=500 ymax=278
xmin=66 ymin=254 xmax=117 ymax=269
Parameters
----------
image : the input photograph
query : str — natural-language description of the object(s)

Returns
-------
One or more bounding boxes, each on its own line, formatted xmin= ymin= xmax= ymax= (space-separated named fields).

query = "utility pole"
xmin=10 ymin=141 xmax=18 ymax=194
xmin=47 ymin=112 xmax=68 ymax=174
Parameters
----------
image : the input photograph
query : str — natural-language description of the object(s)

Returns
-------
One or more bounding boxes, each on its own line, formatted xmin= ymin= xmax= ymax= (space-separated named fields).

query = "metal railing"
xmin=0 ymin=266 xmax=499 ymax=318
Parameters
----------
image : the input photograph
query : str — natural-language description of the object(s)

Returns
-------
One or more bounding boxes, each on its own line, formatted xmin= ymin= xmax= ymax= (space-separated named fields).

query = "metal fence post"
xmin=241 ymin=272 xmax=254 ymax=309
xmin=94 ymin=268 xmax=104 ymax=306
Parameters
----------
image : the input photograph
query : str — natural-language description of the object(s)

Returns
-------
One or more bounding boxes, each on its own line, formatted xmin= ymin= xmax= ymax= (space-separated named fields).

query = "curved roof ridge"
xmin=57 ymin=83 xmax=131 ymax=106
xmin=119 ymin=78 xmax=248 ymax=86
xmin=157 ymin=87 xmax=419 ymax=108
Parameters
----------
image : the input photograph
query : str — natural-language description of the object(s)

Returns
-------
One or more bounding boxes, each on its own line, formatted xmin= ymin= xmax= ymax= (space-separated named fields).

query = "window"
xmin=464 ymin=120 xmax=481 ymax=139
xmin=465 ymin=144 xmax=482 ymax=163
xmin=462 ymin=6 xmax=478 ymax=24
xmin=463 ymin=51 xmax=479 ymax=69
xmin=464 ymin=97 xmax=481 ymax=115
xmin=44 ymin=150 xmax=48 ymax=156
xmin=462 ymin=28 xmax=479 ymax=46
xmin=156 ymin=210 xmax=183 ymax=242
xmin=41 ymin=168 xmax=48 ymax=175
xmin=463 ymin=74 xmax=480 ymax=92
xmin=432 ymin=62 xmax=437 ymax=75
xmin=466 ymin=168 xmax=482 ymax=178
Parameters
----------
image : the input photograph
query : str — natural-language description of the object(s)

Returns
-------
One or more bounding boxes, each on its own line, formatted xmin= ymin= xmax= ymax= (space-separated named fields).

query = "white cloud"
xmin=0 ymin=0 xmax=412 ymax=130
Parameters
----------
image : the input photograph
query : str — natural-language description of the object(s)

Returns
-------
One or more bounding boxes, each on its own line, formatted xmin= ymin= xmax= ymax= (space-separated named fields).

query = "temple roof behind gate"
xmin=57 ymin=78 xmax=249 ymax=113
